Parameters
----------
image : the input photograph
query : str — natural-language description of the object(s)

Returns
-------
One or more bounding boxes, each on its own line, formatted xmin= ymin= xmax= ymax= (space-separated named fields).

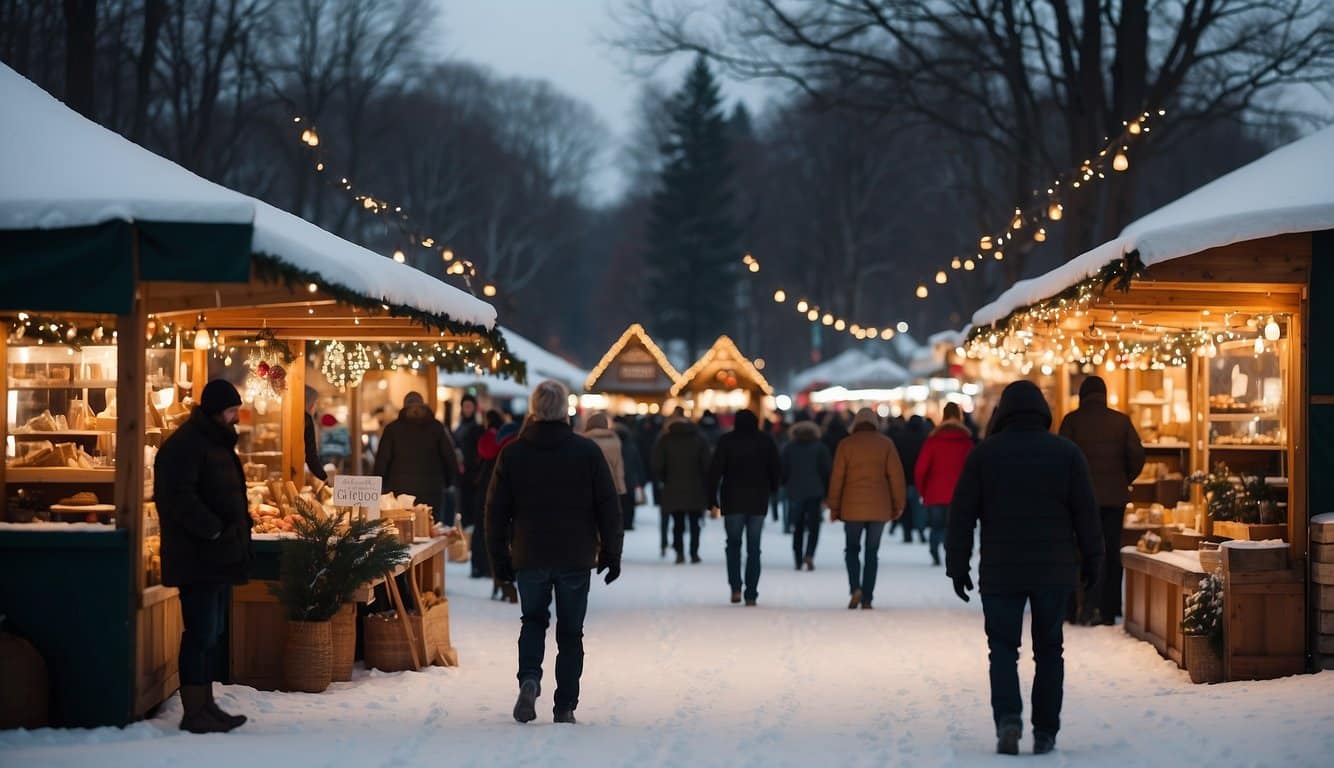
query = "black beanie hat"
xmin=200 ymin=379 xmax=242 ymax=415
xmin=1079 ymin=375 xmax=1108 ymax=399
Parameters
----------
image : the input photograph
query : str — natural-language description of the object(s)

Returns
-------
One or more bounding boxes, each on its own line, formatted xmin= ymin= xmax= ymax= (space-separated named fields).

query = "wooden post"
xmin=117 ymin=229 xmax=149 ymax=721
xmin=190 ymin=348 xmax=207 ymax=402
xmin=0 ymin=330 xmax=7 ymax=520
xmin=348 ymin=380 xmax=363 ymax=475
xmin=282 ymin=340 xmax=307 ymax=486
xmin=426 ymin=363 xmax=439 ymax=415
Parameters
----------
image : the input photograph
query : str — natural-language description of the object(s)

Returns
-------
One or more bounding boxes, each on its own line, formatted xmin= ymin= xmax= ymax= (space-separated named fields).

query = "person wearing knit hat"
xmin=1058 ymin=375 xmax=1146 ymax=625
xmin=374 ymin=391 xmax=460 ymax=525
xmin=153 ymin=378 xmax=251 ymax=734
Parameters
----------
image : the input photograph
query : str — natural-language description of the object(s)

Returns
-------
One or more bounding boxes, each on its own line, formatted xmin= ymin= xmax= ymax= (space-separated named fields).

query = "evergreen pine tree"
xmin=645 ymin=56 xmax=740 ymax=360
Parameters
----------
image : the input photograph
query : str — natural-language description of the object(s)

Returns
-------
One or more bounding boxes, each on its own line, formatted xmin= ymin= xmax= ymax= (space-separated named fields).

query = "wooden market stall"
xmin=966 ymin=124 xmax=1334 ymax=681
xmin=670 ymin=335 xmax=773 ymax=417
xmin=584 ymin=324 xmax=681 ymax=415
xmin=0 ymin=65 xmax=518 ymax=726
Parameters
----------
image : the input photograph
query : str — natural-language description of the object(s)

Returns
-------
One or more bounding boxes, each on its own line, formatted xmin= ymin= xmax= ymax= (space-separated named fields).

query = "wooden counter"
xmin=1122 ymin=547 xmax=1206 ymax=669
xmin=230 ymin=537 xmax=448 ymax=690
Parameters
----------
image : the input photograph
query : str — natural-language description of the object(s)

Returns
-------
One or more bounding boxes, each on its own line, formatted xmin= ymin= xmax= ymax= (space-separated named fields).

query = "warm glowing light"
xmin=193 ymin=328 xmax=210 ymax=350
xmin=951 ymin=257 xmax=962 ymax=270
xmin=896 ymin=321 xmax=909 ymax=333
xmin=807 ymin=309 xmax=819 ymax=322
xmin=483 ymin=284 xmax=497 ymax=297
xmin=773 ymin=289 xmax=787 ymax=303
xmin=881 ymin=328 xmax=896 ymax=340
xmin=935 ymin=271 xmax=947 ymax=285
xmin=748 ymin=261 xmax=760 ymax=273
xmin=916 ymin=284 xmax=929 ymax=299
xmin=392 ymin=250 xmax=405 ymax=263
xmin=442 ymin=249 xmax=454 ymax=261
xmin=834 ymin=319 xmax=846 ymax=331
xmin=796 ymin=300 xmax=809 ymax=312
xmin=307 ymin=282 xmax=318 ymax=293
xmin=1034 ymin=227 xmax=1047 ymax=243
xmin=821 ymin=313 xmax=834 ymax=326
xmin=1264 ymin=319 xmax=1281 ymax=341
xmin=963 ymin=259 xmax=976 ymax=271
xmin=980 ymin=235 xmax=993 ymax=251
xmin=1112 ymin=152 xmax=1129 ymax=172
xmin=1048 ymin=202 xmax=1064 ymax=221
xmin=1128 ymin=121 xmax=1142 ymax=135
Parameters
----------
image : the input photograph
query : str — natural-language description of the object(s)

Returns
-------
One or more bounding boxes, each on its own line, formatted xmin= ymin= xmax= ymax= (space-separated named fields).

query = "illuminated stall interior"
xmin=670 ymin=335 xmax=773 ymax=417
xmin=584 ymin=324 xmax=681 ymax=416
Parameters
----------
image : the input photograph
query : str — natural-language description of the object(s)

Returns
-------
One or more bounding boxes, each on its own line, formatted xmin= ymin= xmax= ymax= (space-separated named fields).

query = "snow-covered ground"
xmin=6 ymin=507 xmax=1334 ymax=767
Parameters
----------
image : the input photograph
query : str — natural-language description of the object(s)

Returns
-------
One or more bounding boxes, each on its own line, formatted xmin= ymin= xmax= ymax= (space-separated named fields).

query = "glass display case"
xmin=6 ymin=343 xmax=118 ymax=520
xmin=1205 ymin=335 xmax=1287 ymax=472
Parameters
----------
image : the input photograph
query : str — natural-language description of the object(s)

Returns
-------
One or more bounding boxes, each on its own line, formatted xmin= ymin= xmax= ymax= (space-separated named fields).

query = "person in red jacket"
xmin=915 ymin=402 xmax=975 ymax=566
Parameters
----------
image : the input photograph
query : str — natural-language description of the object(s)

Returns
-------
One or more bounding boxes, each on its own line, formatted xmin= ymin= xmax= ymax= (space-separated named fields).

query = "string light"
xmin=773 ymin=289 xmax=787 ymax=303
xmin=916 ymin=285 xmax=929 ymax=298
xmin=935 ymin=270 xmax=948 ymax=285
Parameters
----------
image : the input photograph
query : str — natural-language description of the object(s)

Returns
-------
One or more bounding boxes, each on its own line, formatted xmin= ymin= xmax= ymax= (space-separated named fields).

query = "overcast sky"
xmin=436 ymin=0 xmax=780 ymax=203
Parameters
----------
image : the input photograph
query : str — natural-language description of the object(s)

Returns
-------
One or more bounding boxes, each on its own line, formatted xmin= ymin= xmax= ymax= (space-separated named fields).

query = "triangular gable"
xmin=585 ymin=324 xmax=681 ymax=394
xmin=671 ymin=335 xmax=773 ymax=397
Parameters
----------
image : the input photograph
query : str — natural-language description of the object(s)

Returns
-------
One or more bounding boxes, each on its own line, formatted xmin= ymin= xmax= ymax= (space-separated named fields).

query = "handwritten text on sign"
xmin=333 ymin=475 xmax=383 ymax=509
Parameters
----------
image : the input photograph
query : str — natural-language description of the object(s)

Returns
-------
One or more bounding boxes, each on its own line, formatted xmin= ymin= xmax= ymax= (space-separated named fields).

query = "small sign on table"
xmin=333 ymin=475 xmax=383 ymax=520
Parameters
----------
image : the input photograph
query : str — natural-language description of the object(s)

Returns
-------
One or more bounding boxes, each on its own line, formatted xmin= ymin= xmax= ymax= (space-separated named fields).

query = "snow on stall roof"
xmin=249 ymin=200 xmax=495 ymax=328
xmin=973 ymin=125 xmax=1334 ymax=328
xmin=1312 ymin=512 xmax=1334 ymax=525
xmin=790 ymin=348 xmax=873 ymax=392
xmin=0 ymin=64 xmax=253 ymax=229
xmin=436 ymin=326 xmax=586 ymax=394
xmin=843 ymin=357 xmax=910 ymax=389
xmin=0 ymin=65 xmax=495 ymax=330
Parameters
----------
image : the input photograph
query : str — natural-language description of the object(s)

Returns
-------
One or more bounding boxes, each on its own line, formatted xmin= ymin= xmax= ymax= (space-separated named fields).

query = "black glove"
xmin=952 ymin=573 xmax=974 ymax=603
xmin=597 ymin=557 xmax=621 ymax=585
xmin=493 ymin=560 xmax=516 ymax=584
xmin=1081 ymin=559 xmax=1103 ymax=595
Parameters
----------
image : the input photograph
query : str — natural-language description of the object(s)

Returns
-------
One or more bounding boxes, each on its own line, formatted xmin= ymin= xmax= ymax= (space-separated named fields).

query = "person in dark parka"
xmin=154 ymin=379 xmax=252 ymax=734
xmin=652 ymin=417 xmax=712 ymax=562
xmin=470 ymin=410 xmax=506 ymax=580
xmin=947 ymin=380 xmax=1103 ymax=756
xmin=707 ymin=409 xmax=781 ymax=605
xmin=374 ymin=392 xmax=460 ymax=523
xmin=453 ymin=394 xmax=486 ymax=528
xmin=892 ymin=414 xmax=930 ymax=543
xmin=486 ymin=381 xmax=623 ymax=725
xmin=1058 ymin=375 xmax=1146 ymax=625
xmin=614 ymin=417 xmax=646 ymax=531
xmin=782 ymin=420 xmax=832 ymax=570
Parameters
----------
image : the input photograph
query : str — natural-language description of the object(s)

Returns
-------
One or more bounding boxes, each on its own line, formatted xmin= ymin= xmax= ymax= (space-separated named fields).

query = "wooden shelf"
xmin=4 ymin=467 xmax=116 ymax=483
xmin=9 ymin=380 xmax=117 ymax=390
xmin=12 ymin=430 xmax=112 ymax=438
xmin=1207 ymin=444 xmax=1285 ymax=452
xmin=1144 ymin=442 xmax=1189 ymax=450
xmin=1209 ymin=413 xmax=1280 ymax=422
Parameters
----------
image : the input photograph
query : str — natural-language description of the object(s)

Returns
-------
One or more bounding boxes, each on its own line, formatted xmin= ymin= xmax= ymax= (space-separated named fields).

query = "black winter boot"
xmin=996 ymin=723 xmax=1022 ymax=755
xmin=513 ymin=680 xmax=539 ymax=724
xmin=1034 ymin=732 xmax=1056 ymax=754
xmin=179 ymin=685 xmax=235 ymax=734
xmin=554 ymin=708 xmax=577 ymax=724
xmin=204 ymin=684 xmax=247 ymax=730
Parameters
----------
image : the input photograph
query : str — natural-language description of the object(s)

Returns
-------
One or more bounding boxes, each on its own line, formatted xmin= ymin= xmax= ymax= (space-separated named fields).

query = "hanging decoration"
xmin=319 ymin=340 xmax=372 ymax=389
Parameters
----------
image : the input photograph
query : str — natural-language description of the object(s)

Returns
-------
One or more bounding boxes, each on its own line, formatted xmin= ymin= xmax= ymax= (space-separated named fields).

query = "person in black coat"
xmin=1058 ymin=375 xmax=1146 ymax=625
xmin=892 ymin=414 xmax=929 ymax=543
xmin=374 ymin=392 xmax=460 ymax=523
xmin=485 ymin=381 xmax=623 ymax=725
xmin=652 ymin=417 xmax=712 ymax=562
xmin=782 ymin=420 xmax=832 ymax=570
xmin=614 ymin=417 xmax=646 ymax=531
xmin=707 ymin=409 xmax=781 ymax=606
xmin=153 ymin=379 xmax=252 ymax=734
xmin=453 ymin=394 xmax=486 ymax=528
xmin=946 ymin=380 xmax=1103 ymax=756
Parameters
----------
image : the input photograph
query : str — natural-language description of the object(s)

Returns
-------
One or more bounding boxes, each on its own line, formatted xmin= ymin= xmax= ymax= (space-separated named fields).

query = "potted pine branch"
xmin=1182 ymin=570 xmax=1225 ymax=684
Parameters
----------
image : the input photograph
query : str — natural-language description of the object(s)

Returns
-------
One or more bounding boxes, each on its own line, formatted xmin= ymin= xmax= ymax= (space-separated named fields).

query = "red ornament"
xmin=256 ymin=361 xmax=270 ymax=378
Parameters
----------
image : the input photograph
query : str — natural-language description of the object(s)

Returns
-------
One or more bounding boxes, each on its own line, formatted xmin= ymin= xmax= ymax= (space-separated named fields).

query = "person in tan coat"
xmin=583 ymin=413 xmax=627 ymax=496
xmin=826 ymin=408 xmax=907 ymax=609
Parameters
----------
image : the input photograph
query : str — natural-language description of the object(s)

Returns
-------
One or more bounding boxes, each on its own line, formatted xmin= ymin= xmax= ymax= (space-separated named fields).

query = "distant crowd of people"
xmin=155 ymin=373 xmax=1145 ymax=756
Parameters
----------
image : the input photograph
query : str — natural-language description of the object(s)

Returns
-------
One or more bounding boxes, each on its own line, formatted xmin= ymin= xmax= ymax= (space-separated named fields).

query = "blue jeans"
xmin=844 ymin=521 xmax=886 ymax=603
xmin=981 ymin=589 xmax=1071 ymax=737
xmin=724 ymin=514 xmax=764 ymax=601
xmin=178 ymin=583 xmax=229 ymax=685
xmin=516 ymin=568 xmax=591 ymax=712
xmin=926 ymin=504 xmax=949 ymax=562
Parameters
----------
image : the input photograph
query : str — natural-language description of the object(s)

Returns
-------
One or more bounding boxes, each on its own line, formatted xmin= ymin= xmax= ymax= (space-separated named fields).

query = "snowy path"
xmin=6 ymin=507 xmax=1334 ymax=767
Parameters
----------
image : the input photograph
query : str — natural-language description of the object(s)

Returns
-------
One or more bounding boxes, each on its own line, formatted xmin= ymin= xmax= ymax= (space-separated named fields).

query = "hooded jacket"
xmin=585 ymin=427 xmax=627 ymax=495
xmin=1058 ymin=377 xmax=1146 ymax=508
xmin=946 ymin=380 xmax=1103 ymax=594
xmin=781 ymin=421 xmax=832 ymax=502
xmin=707 ymin=410 xmax=782 ymax=516
xmin=485 ymin=420 xmax=623 ymax=570
xmin=915 ymin=421 xmax=974 ymax=506
xmin=373 ymin=402 xmax=460 ymax=517
xmin=826 ymin=420 xmax=907 ymax=522
xmin=652 ymin=419 xmax=713 ymax=511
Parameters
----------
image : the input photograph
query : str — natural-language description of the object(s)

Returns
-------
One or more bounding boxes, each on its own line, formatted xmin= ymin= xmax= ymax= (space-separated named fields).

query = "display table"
xmin=230 ymin=537 xmax=448 ymax=690
xmin=1122 ymin=547 xmax=1206 ymax=669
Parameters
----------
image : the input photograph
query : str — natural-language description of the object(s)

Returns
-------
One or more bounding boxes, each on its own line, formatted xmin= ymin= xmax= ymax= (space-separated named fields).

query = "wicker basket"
xmin=363 ymin=601 xmax=452 ymax=672
xmin=283 ymin=620 xmax=333 ymax=693
xmin=1184 ymin=634 xmax=1224 ymax=684
xmin=446 ymin=523 xmax=469 ymax=563
xmin=330 ymin=603 xmax=357 ymax=682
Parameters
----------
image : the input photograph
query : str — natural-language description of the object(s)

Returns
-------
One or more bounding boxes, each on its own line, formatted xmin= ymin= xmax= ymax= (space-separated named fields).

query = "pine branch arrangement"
xmin=269 ymin=500 xmax=410 ymax=622
xmin=1182 ymin=570 xmax=1225 ymax=653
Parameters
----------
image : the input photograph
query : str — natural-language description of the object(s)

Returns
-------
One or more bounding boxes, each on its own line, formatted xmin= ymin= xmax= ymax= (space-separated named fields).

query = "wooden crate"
xmin=1320 ymin=612 xmax=1334 ymax=635
xmin=1317 ymin=585 xmax=1334 ymax=611
xmin=1223 ymin=568 xmax=1305 ymax=681
xmin=1315 ymin=562 xmax=1334 ymax=586
xmin=1222 ymin=544 xmax=1288 ymax=573
xmin=1122 ymin=550 xmax=1205 ymax=669
xmin=1313 ymin=522 xmax=1334 ymax=545
xmin=1213 ymin=521 xmax=1287 ymax=541
xmin=134 ymin=586 xmax=182 ymax=717
xmin=230 ymin=580 xmax=288 ymax=691
xmin=1313 ymin=542 xmax=1334 ymax=563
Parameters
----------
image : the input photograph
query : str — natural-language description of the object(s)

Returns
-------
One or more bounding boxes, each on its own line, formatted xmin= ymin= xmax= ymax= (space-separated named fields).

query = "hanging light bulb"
xmin=916 ymin=284 xmax=929 ymax=299
xmin=896 ymin=321 xmax=910 ymax=333
xmin=979 ymin=235 xmax=993 ymax=251
xmin=806 ymin=309 xmax=819 ymax=322
xmin=951 ymin=257 xmax=962 ymax=270
xmin=1011 ymin=211 xmax=1024 ymax=230
xmin=796 ymin=299 xmax=809 ymax=312
xmin=392 ymin=250 xmax=405 ymax=263
xmin=773 ymin=289 xmax=787 ymax=303
xmin=482 ymin=284 xmax=498 ymax=297
xmin=1112 ymin=152 xmax=1129 ymax=172
xmin=881 ymin=328 xmax=896 ymax=340
xmin=834 ymin=319 xmax=846 ymax=331
xmin=994 ymin=250 xmax=1004 ymax=261
xmin=821 ymin=313 xmax=834 ymax=326
xmin=1128 ymin=120 xmax=1142 ymax=135
xmin=1034 ymin=227 xmax=1047 ymax=243
xmin=1254 ymin=336 xmax=1265 ymax=355
xmin=748 ymin=261 xmax=760 ymax=273
xmin=935 ymin=270 xmax=948 ymax=285
xmin=1048 ymin=202 xmax=1064 ymax=221
xmin=1264 ymin=318 xmax=1281 ymax=341
xmin=963 ymin=259 xmax=976 ymax=272
xmin=193 ymin=327 xmax=211 ymax=350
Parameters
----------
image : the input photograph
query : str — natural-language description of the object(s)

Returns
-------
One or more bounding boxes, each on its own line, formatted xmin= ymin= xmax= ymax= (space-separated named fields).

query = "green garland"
xmin=251 ymin=253 xmax=524 ymax=381
xmin=967 ymin=252 xmax=1147 ymax=343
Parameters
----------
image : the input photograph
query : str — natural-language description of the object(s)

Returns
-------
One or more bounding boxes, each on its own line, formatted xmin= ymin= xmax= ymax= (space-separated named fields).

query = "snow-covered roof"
xmin=890 ymin=331 xmax=922 ymax=361
xmin=0 ymin=64 xmax=495 ymax=330
xmin=436 ymin=326 xmax=587 ymax=395
xmin=842 ymin=357 xmax=910 ymax=389
xmin=973 ymin=125 xmax=1334 ymax=327
xmin=790 ymin=348 xmax=873 ymax=392
xmin=909 ymin=329 xmax=966 ymax=377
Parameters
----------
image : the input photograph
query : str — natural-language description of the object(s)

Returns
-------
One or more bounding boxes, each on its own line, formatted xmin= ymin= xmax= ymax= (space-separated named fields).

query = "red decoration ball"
xmin=256 ymin=361 xmax=270 ymax=377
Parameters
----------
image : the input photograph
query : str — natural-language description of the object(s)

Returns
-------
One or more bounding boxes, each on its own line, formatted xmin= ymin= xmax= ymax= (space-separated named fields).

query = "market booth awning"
xmin=961 ymin=124 xmax=1334 ymax=684
xmin=671 ymin=335 xmax=772 ymax=398
xmin=585 ymin=324 xmax=681 ymax=396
